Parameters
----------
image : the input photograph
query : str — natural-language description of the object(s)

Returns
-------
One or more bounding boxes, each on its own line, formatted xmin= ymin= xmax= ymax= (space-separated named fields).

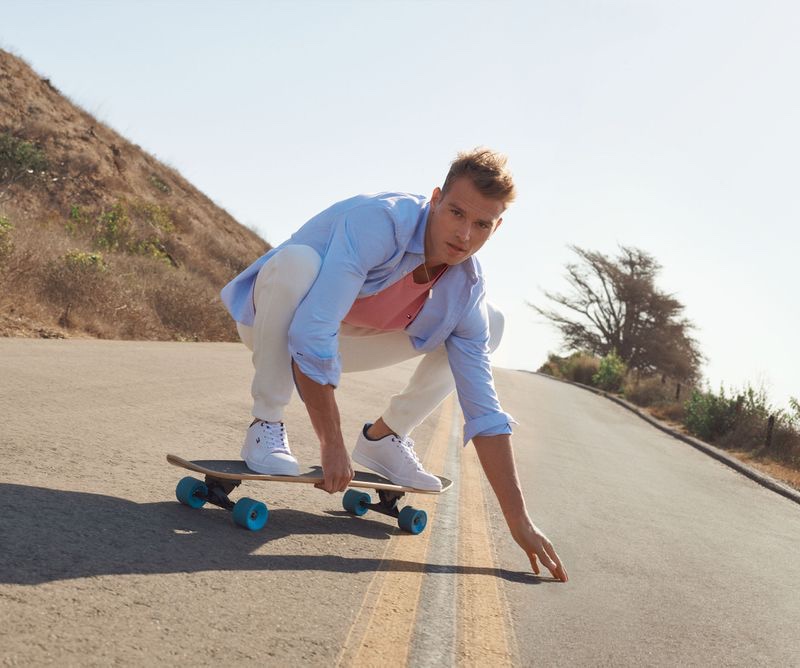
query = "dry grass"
xmin=0 ymin=49 xmax=268 ymax=341
xmin=717 ymin=450 xmax=800 ymax=492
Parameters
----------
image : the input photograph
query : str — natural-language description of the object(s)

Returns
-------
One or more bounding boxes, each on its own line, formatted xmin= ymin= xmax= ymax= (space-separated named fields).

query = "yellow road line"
xmin=337 ymin=396 xmax=454 ymax=667
xmin=457 ymin=443 xmax=514 ymax=666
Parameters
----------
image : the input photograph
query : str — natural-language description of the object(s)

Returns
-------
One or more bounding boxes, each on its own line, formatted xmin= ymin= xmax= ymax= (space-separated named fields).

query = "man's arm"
xmin=292 ymin=360 xmax=353 ymax=493
xmin=472 ymin=433 xmax=569 ymax=582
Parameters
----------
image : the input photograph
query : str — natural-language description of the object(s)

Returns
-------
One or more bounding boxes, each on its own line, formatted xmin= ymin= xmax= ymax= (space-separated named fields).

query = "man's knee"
xmin=254 ymin=244 xmax=322 ymax=303
xmin=487 ymin=302 xmax=505 ymax=353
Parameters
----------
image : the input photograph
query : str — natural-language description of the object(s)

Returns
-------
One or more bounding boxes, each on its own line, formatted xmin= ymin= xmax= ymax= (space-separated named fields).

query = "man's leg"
xmin=380 ymin=302 xmax=505 ymax=438
xmin=339 ymin=303 xmax=506 ymax=435
xmin=337 ymin=304 xmax=504 ymax=489
xmin=237 ymin=245 xmax=322 ymax=474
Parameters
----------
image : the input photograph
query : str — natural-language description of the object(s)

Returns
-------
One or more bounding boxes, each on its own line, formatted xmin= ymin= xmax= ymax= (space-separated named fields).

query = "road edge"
xmin=527 ymin=371 xmax=800 ymax=506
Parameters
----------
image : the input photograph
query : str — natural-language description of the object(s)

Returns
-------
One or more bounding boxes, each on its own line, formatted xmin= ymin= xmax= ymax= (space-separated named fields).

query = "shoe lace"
xmin=391 ymin=435 xmax=424 ymax=471
xmin=256 ymin=421 xmax=292 ymax=455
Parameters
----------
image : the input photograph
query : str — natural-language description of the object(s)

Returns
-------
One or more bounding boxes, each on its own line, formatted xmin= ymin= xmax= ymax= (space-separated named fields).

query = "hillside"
xmin=0 ymin=49 xmax=269 ymax=340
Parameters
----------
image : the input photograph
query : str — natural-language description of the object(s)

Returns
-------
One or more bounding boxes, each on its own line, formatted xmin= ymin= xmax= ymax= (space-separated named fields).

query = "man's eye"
xmin=451 ymin=209 xmax=462 ymax=217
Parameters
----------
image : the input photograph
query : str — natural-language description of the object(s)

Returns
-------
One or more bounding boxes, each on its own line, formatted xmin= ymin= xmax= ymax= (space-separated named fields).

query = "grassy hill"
xmin=0 ymin=49 xmax=269 ymax=340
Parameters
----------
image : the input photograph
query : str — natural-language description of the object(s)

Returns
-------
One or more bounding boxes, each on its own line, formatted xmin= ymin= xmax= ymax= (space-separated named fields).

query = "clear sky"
xmin=3 ymin=0 xmax=798 ymax=409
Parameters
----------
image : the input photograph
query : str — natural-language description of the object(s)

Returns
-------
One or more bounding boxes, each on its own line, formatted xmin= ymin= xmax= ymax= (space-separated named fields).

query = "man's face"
xmin=425 ymin=176 xmax=505 ymax=266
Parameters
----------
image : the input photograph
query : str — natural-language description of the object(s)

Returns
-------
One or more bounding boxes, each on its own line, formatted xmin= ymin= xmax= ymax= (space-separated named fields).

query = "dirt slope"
xmin=0 ymin=49 xmax=268 ymax=340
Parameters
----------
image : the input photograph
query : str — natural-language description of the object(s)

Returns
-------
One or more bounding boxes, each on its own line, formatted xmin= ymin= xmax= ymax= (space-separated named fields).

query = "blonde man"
xmin=222 ymin=149 xmax=568 ymax=581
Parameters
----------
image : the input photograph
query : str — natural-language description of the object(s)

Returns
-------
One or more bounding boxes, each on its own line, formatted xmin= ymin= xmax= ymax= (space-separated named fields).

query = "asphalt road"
xmin=1 ymin=339 xmax=798 ymax=666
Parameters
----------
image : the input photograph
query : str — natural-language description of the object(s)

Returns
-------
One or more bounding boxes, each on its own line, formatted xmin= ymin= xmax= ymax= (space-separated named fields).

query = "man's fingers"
xmin=528 ymin=543 xmax=568 ymax=582
xmin=543 ymin=542 xmax=568 ymax=582
xmin=528 ymin=553 xmax=540 ymax=575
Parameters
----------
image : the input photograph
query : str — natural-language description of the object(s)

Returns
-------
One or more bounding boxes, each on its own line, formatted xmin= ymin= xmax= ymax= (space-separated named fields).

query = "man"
xmin=221 ymin=148 xmax=568 ymax=582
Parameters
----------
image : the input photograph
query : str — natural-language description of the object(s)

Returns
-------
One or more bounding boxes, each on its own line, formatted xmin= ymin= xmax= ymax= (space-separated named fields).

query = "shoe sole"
xmin=243 ymin=458 xmax=300 ymax=476
xmin=352 ymin=449 xmax=441 ymax=492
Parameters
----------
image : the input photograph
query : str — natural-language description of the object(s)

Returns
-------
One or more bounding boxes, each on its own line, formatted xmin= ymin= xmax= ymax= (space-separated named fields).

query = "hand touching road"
xmin=510 ymin=518 xmax=569 ymax=582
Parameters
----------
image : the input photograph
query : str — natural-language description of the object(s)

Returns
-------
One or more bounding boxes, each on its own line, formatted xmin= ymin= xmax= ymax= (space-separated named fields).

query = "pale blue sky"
xmin=3 ymin=0 xmax=798 ymax=408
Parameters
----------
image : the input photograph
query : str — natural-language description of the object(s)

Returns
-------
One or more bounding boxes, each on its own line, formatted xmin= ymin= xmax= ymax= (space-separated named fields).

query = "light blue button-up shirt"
xmin=220 ymin=192 xmax=515 ymax=444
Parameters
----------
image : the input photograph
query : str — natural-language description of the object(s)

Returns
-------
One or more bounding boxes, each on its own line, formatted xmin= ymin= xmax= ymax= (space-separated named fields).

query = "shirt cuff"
xmin=462 ymin=411 xmax=517 ymax=445
xmin=289 ymin=347 xmax=341 ymax=388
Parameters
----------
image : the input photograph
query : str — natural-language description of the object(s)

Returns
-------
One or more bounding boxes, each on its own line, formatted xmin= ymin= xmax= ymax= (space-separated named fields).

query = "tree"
xmin=531 ymin=245 xmax=703 ymax=381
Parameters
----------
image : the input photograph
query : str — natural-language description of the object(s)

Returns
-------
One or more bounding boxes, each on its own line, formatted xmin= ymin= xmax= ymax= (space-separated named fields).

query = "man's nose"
xmin=456 ymin=219 xmax=470 ymax=242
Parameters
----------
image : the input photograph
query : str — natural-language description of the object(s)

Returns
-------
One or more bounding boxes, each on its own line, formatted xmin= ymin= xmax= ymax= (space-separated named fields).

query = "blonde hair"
xmin=442 ymin=147 xmax=516 ymax=205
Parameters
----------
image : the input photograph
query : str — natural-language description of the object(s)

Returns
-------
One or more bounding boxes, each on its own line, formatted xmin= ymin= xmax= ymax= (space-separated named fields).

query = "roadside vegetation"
xmin=0 ymin=49 xmax=268 ymax=340
xmin=534 ymin=246 xmax=800 ymax=484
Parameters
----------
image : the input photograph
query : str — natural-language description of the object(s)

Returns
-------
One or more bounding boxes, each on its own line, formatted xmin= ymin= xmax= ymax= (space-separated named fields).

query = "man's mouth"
xmin=446 ymin=242 xmax=467 ymax=254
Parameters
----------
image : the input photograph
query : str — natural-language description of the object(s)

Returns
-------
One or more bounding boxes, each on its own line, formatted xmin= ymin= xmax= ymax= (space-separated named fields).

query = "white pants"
xmin=236 ymin=245 xmax=504 ymax=438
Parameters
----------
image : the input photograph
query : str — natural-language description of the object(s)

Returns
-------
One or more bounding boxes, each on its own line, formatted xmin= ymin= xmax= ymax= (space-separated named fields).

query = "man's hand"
xmin=473 ymin=433 xmax=569 ymax=582
xmin=316 ymin=443 xmax=354 ymax=494
xmin=508 ymin=515 xmax=568 ymax=582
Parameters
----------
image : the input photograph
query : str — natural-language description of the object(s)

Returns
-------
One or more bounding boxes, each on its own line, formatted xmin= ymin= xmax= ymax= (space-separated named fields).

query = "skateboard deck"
xmin=167 ymin=454 xmax=452 ymax=534
xmin=167 ymin=455 xmax=452 ymax=493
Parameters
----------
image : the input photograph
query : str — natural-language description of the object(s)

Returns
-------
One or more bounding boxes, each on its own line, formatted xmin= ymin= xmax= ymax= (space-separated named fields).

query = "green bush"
xmin=0 ymin=132 xmax=48 ymax=182
xmin=789 ymin=398 xmax=800 ymax=428
xmin=92 ymin=200 xmax=175 ymax=262
xmin=0 ymin=216 xmax=13 ymax=261
xmin=65 ymin=204 xmax=89 ymax=235
xmin=593 ymin=351 xmax=626 ymax=391
xmin=149 ymin=173 xmax=171 ymax=194
xmin=684 ymin=387 xmax=738 ymax=442
xmin=64 ymin=249 xmax=107 ymax=272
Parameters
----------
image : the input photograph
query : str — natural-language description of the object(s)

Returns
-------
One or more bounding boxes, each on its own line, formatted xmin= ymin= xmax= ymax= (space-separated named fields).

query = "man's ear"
xmin=492 ymin=217 xmax=504 ymax=235
xmin=430 ymin=186 xmax=442 ymax=206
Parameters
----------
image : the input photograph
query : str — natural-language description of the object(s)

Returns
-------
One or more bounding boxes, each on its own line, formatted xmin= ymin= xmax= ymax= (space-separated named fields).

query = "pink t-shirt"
xmin=343 ymin=267 xmax=447 ymax=331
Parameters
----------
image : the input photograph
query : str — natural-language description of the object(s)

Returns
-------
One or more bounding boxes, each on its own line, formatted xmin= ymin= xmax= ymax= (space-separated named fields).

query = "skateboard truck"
xmin=342 ymin=489 xmax=427 ymax=534
xmin=201 ymin=476 xmax=241 ymax=511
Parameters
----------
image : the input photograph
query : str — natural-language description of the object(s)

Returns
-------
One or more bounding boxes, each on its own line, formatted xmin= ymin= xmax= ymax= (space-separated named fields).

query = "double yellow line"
xmin=337 ymin=396 xmax=514 ymax=666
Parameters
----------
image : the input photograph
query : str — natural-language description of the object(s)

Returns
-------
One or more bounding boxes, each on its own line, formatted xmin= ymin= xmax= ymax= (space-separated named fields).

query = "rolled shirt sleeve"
xmin=445 ymin=298 xmax=516 ymax=445
xmin=288 ymin=207 xmax=397 ymax=387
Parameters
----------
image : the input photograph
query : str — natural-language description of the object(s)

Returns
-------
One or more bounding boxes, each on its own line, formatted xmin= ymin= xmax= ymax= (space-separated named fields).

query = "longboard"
xmin=167 ymin=454 xmax=452 ymax=535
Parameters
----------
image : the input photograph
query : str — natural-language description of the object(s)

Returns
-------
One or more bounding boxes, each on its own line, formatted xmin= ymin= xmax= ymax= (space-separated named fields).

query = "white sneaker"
xmin=241 ymin=420 xmax=300 ymax=476
xmin=352 ymin=424 xmax=442 ymax=491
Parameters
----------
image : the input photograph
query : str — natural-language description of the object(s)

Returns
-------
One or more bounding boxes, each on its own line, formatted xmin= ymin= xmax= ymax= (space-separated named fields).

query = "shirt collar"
xmin=408 ymin=200 xmax=429 ymax=255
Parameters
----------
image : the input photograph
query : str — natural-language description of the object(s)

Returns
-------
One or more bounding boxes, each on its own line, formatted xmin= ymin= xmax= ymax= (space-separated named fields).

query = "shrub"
xmin=41 ymin=249 xmax=111 ymax=327
xmin=0 ymin=132 xmax=48 ymax=182
xmin=64 ymin=249 xmax=107 ymax=272
xmin=149 ymin=173 xmax=171 ymax=194
xmin=593 ymin=351 xmax=626 ymax=392
xmin=91 ymin=199 xmax=176 ymax=263
xmin=625 ymin=374 xmax=677 ymax=407
xmin=538 ymin=351 xmax=601 ymax=385
xmin=65 ymin=204 xmax=89 ymax=235
xmin=0 ymin=216 xmax=13 ymax=261
xmin=148 ymin=272 xmax=233 ymax=341
xmin=786 ymin=397 xmax=800 ymax=429
xmin=537 ymin=353 xmax=565 ymax=379
xmin=564 ymin=352 xmax=601 ymax=386
xmin=684 ymin=387 xmax=738 ymax=442
xmin=650 ymin=401 xmax=687 ymax=424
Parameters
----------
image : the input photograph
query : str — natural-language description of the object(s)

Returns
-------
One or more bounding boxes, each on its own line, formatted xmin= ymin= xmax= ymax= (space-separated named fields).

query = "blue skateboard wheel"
xmin=342 ymin=489 xmax=371 ymax=516
xmin=398 ymin=506 xmax=427 ymax=534
xmin=232 ymin=497 xmax=269 ymax=531
xmin=175 ymin=476 xmax=208 ymax=509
